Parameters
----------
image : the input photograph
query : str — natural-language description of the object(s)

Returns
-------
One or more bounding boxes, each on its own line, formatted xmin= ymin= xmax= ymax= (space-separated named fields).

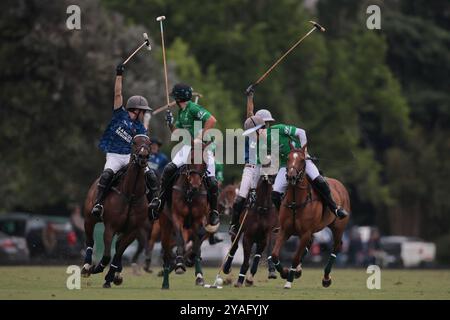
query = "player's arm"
xmin=114 ymin=64 xmax=125 ymax=110
xmin=245 ymin=84 xmax=255 ymax=118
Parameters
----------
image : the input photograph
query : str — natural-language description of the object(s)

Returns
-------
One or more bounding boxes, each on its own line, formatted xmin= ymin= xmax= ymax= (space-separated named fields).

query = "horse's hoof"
xmin=113 ymin=274 xmax=123 ymax=286
xmin=103 ymin=282 xmax=111 ymax=288
xmin=162 ymin=284 xmax=169 ymax=290
xmin=224 ymin=277 xmax=233 ymax=285
xmin=245 ymin=279 xmax=254 ymax=287
xmin=81 ymin=264 xmax=92 ymax=278
xmin=234 ymin=281 xmax=243 ymax=288
xmin=268 ymin=271 xmax=277 ymax=279
xmin=175 ymin=264 xmax=186 ymax=275
xmin=295 ymin=269 xmax=302 ymax=279
xmin=322 ymin=277 xmax=332 ymax=288
xmin=283 ymin=281 xmax=292 ymax=289
xmin=195 ymin=276 xmax=205 ymax=286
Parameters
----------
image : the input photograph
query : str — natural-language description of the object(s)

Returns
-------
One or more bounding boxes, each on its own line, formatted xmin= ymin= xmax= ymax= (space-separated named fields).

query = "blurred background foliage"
xmin=1 ymin=0 xmax=449 ymax=253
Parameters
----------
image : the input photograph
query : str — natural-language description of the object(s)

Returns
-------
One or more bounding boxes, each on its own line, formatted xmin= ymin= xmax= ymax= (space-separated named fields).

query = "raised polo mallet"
xmin=249 ymin=21 xmax=325 ymax=90
xmin=156 ymin=16 xmax=170 ymax=106
xmin=122 ymin=33 xmax=152 ymax=65
xmin=152 ymin=92 xmax=202 ymax=115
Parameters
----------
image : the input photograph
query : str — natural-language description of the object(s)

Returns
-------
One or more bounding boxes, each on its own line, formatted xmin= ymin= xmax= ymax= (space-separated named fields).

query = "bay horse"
xmin=160 ymin=144 xmax=211 ymax=289
xmin=222 ymin=174 xmax=278 ymax=286
xmin=81 ymin=134 xmax=151 ymax=288
xmin=270 ymin=145 xmax=350 ymax=289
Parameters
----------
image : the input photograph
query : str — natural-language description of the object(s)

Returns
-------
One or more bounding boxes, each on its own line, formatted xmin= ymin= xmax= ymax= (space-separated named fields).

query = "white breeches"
xmin=171 ymin=144 xmax=215 ymax=177
xmin=273 ymin=160 xmax=321 ymax=194
xmin=237 ymin=165 xmax=261 ymax=198
xmin=104 ymin=153 xmax=130 ymax=173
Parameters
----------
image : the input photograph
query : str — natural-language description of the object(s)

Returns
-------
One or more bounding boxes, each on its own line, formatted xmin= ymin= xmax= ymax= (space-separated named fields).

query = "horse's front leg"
xmin=246 ymin=236 xmax=268 ymax=286
xmin=235 ymin=234 xmax=251 ymax=287
xmin=222 ymin=229 xmax=243 ymax=275
xmin=284 ymin=232 xmax=311 ymax=289
xmin=91 ymin=225 xmax=113 ymax=275
xmin=270 ymin=227 xmax=289 ymax=280
xmin=190 ymin=225 xmax=204 ymax=286
xmin=103 ymin=229 xmax=137 ymax=288
xmin=172 ymin=214 xmax=186 ymax=275
xmin=81 ymin=217 xmax=96 ymax=277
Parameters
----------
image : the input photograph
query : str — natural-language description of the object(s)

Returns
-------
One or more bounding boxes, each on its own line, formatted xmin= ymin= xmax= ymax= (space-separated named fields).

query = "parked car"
xmin=0 ymin=212 xmax=82 ymax=262
xmin=0 ymin=231 xmax=29 ymax=264
xmin=380 ymin=236 xmax=436 ymax=268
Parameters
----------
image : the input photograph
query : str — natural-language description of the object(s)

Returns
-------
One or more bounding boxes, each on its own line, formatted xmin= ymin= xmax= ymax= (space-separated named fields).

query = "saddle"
xmin=110 ymin=165 xmax=129 ymax=188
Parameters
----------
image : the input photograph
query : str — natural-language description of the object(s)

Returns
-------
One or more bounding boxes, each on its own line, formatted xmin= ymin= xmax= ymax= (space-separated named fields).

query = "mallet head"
xmin=156 ymin=16 xmax=166 ymax=22
xmin=143 ymin=33 xmax=152 ymax=51
xmin=309 ymin=20 xmax=326 ymax=32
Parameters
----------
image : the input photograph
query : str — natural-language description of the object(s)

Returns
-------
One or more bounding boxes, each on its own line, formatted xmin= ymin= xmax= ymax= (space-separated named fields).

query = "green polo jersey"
xmin=259 ymin=123 xmax=302 ymax=167
xmin=175 ymin=101 xmax=212 ymax=138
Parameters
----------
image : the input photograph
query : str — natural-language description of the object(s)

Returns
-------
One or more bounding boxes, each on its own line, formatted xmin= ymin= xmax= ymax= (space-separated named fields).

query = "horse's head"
xmin=131 ymin=134 xmax=151 ymax=168
xmin=286 ymin=143 xmax=307 ymax=186
xmin=184 ymin=141 xmax=210 ymax=191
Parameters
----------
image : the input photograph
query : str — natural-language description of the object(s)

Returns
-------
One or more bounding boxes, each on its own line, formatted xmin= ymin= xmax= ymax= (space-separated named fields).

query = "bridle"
xmin=286 ymin=151 xmax=306 ymax=188
xmin=130 ymin=136 xmax=151 ymax=168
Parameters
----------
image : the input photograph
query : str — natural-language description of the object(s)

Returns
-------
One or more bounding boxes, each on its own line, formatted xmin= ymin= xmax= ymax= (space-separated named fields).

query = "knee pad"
xmin=99 ymin=169 xmax=114 ymax=185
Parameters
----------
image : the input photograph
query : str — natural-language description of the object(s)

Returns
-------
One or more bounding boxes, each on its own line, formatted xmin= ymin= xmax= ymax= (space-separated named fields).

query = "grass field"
xmin=0 ymin=266 xmax=449 ymax=300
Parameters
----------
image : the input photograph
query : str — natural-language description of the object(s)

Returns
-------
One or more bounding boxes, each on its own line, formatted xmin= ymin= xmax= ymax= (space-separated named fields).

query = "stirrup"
xmin=205 ymin=210 xmax=220 ymax=233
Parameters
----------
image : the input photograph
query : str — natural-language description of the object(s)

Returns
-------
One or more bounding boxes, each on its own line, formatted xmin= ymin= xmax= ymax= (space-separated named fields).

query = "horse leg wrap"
xmin=250 ymin=254 xmax=261 ymax=276
xmin=239 ymin=264 xmax=249 ymax=283
xmin=324 ymin=254 xmax=336 ymax=277
xmin=93 ymin=256 xmax=110 ymax=274
xmin=270 ymin=256 xmax=284 ymax=274
xmin=84 ymin=247 xmax=93 ymax=265
xmin=194 ymin=256 xmax=202 ymax=275
xmin=162 ymin=266 xmax=170 ymax=289
xmin=223 ymin=255 xmax=233 ymax=274
xmin=287 ymin=267 xmax=296 ymax=282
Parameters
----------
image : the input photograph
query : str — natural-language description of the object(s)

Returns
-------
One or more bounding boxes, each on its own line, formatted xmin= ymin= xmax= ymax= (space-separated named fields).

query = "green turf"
xmin=0 ymin=266 xmax=449 ymax=300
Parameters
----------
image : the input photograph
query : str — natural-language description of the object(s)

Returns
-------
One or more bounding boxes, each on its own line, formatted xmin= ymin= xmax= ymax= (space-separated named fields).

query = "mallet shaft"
xmin=158 ymin=19 xmax=170 ymax=106
xmin=255 ymin=27 xmax=316 ymax=85
xmin=122 ymin=41 xmax=147 ymax=65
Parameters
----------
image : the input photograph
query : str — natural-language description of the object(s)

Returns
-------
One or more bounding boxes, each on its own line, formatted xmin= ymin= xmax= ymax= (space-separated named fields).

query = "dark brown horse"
xmin=160 ymin=146 xmax=211 ymax=289
xmin=222 ymin=174 xmax=278 ymax=287
xmin=270 ymin=146 xmax=350 ymax=289
xmin=81 ymin=134 xmax=151 ymax=288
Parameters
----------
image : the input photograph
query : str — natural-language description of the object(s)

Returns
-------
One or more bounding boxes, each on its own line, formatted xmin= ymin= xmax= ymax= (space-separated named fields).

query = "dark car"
xmin=0 ymin=231 xmax=29 ymax=264
xmin=0 ymin=212 xmax=82 ymax=262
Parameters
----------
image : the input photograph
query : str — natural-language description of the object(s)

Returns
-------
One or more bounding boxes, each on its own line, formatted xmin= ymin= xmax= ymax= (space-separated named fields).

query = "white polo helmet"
xmin=255 ymin=109 xmax=275 ymax=122
xmin=242 ymin=115 xmax=265 ymax=136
